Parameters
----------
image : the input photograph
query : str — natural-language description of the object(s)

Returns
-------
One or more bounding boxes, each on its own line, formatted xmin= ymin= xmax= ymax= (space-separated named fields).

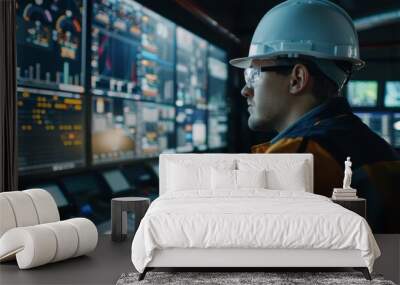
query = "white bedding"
xmin=131 ymin=190 xmax=380 ymax=273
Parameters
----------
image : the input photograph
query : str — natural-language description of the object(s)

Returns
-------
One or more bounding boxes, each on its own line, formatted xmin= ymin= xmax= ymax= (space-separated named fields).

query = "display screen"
xmin=346 ymin=81 xmax=378 ymax=107
xmin=392 ymin=113 xmax=400 ymax=148
xmin=17 ymin=0 xmax=230 ymax=171
xmin=147 ymin=161 xmax=159 ymax=177
xmin=176 ymin=107 xmax=194 ymax=152
xmin=35 ymin=184 xmax=69 ymax=207
xmin=16 ymin=0 xmax=84 ymax=93
xmin=92 ymin=96 xmax=137 ymax=164
xmin=91 ymin=0 xmax=175 ymax=103
xmin=207 ymin=44 xmax=228 ymax=149
xmin=384 ymin=81 xmax=400 ymax=108
xmin=122 ymin=165 xmax=155 ymax=188
xmin=175 ymin=107 xmax=208 ymax=152
xmin=136 ymin=102 xmax=176 ymax=157
xmin=355 ymin=112 xmax=391 ymax=144
xmin=102 ymin=169 xmax=130 ymax=193
xmin=17 ymin=87 xmax=85 ymax=174
xmin=176 ymin=27 xmax=208 ymax=108
xmin=62 ymin=174 xmax=100 ymax=195
xmin=192 ymin=109 xmax=207 ymax=150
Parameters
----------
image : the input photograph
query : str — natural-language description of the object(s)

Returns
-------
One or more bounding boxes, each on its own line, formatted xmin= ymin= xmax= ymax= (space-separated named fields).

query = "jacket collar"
xmin=270 ymin=96 xmax=352 ymax=144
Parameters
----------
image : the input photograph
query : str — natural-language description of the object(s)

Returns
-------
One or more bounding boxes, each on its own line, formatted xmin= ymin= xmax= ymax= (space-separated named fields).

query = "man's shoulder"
xmin=306 ymin=116 xmax=400 ymax=164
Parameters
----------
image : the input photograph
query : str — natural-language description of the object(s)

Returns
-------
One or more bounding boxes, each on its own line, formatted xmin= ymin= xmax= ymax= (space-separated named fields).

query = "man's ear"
xmin=288 ymin=64 xmax=311 ymax=95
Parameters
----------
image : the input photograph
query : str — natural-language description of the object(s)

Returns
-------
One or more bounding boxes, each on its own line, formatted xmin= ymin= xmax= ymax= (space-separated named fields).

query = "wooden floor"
xmin=1 ymin=234 xmax=398 ymax=285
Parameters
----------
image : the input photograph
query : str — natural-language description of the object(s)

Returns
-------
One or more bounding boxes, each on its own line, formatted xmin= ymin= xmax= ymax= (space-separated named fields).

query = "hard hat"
xmin=230 ymin=0 xmax=364 ymax=89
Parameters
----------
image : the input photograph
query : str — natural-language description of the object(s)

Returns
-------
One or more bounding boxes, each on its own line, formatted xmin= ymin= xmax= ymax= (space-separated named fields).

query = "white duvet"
xmin=131 ymin=190 xmax=380 ymax=273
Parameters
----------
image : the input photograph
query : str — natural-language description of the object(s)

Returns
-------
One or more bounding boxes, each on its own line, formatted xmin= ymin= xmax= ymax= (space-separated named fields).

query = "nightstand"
xmin=331 ymin=198 xmax=366 ymax=218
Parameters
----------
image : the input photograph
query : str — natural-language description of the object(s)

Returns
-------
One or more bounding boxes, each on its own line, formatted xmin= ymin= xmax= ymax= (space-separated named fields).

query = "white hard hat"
xmin=230 ymin=0 xmax=365 ymax=88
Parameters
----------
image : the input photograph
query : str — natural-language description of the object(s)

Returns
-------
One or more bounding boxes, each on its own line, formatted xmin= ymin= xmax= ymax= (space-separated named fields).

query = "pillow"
xmin=266 ymin=163 xmax=307 ymax=191
xmin=211 ymin=168 xmax=267 ymax=190
xmin=167 ymin=163 xmax=210 ymax=191
xmin=166 ymin=159 xmax=236 ymax=192
xmin=211 ymin=168 xmax=236 ymax=190
xmin=238 ymin=159 xmax=308 ymax=192
xmin=236 ymin=169 xmax=267 ymax=188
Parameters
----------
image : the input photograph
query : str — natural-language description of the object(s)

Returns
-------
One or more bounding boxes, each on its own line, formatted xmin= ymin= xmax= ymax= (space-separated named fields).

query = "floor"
xmin=373 ymin=234 xmax=400 ymax=284
xmin=1 ymin=235 xmax=399 ymax=285
xmin=0 ymin=235 xmax=134 ymax=285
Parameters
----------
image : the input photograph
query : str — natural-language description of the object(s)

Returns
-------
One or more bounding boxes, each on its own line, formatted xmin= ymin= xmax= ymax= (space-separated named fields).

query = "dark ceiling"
xmin=187 ymin=0 xmax=400 ymax=57
xmin=190 ymin=0 xmax=400 ymax=36
xmin=137 ymin=0 xmax=400 ymax=60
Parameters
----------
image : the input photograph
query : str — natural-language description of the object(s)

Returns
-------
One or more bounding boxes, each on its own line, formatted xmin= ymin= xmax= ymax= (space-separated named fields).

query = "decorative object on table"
xmin=116 ymin=271 xmax=394 ymax=285
xmin=0 ymin=189 xmax=98 ymax=269
xmin=332 ymin=157 xmax=358 ymax=200
xmin=111 ymin=197 xmax=150 ymax=242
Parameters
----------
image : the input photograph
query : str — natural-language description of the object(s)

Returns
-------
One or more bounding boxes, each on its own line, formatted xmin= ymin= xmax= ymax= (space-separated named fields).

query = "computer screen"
xmin=92 ymin=96 xmax=137 ymax=164
xmin=139 ymin=5 xmax=175 ymax=104
xmin=346 ymin=81 xmax=378 ymax=107
xmin=176 ymin=107 xmax=194 ymax=152
xmin=16 ymin=0 xmax=84 ymax=93
xmin=176 ymin=27 xmax=208 ymax=108
xmin=355 ymin=112 xmax=391 ymax=144
xmin=136 ymin=102 xmax=176 ymax=157
xmin=102 ymin=169 xmax=130 ymax=193
xmin=147 ymin=161 xmax=159 ymax=177
xmin=157 ymin=105 xmax=176 ymax=153
xmin=122 ymin=165 xmax=156 ymax=188
xmin=207 ymin=44 xmax=228 ymax=149
xmin=91 ymin=0 xmax=175 ymax=103
xmin=91 ymin=26 xmax=140 ymax=98
xmin=192 ymin=109 xmax=208 ymax=150
xmin=392 ymin=113 xmax=400 ymax=148
xmin=136 ymin=102 xmax=159 ymax=157
xmin=17 ymin=0 xmax=231 ymax=173
xmin=384 ymin=81 xmax=400 ymax=108
xmin=17 ymin=87 xmax=85 ymax=175
xmin=62 ymin=174 xmax=100 ymax=195
xmin=35 ymin=184 xmax=69 ymax=207
xmin=61 ymin=174 xmax=103 ymax=221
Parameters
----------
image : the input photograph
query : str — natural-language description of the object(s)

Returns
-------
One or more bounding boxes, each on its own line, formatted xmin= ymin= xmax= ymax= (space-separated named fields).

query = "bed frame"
xmin=139 ymin=248 xmax=371 ymax=280
xmin=138 ymin=154 xmax=372 ymax=281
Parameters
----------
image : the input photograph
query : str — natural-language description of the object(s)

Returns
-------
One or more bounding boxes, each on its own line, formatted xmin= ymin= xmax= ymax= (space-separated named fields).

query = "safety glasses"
xmin=244 ymin=65 xmax=294 ymax=89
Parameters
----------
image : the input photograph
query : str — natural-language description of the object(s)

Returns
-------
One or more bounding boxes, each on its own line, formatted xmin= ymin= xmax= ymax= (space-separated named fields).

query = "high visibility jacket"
xmin=251 ymin=97 xmax=400 ymax=233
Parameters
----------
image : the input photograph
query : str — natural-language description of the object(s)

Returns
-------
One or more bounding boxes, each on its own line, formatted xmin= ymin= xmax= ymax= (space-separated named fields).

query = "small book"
xmin=332 ymin=194 xmax=358 ymax=200
xmin=333 ymin=188 xmax=357 ymax=193
xmin=332 ymin=192 xmax=357 ymax=197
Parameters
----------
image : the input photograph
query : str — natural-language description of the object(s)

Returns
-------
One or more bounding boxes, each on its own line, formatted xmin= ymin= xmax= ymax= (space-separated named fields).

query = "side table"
xmin=111 ymin=197 xmax=150 ymax=242
xmin=331 ymin=198 xmax=366 ymax=218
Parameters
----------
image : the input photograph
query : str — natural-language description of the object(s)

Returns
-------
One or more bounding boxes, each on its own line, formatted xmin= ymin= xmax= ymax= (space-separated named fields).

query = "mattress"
xmin=131 ymin=190 xmax=380 ymax=273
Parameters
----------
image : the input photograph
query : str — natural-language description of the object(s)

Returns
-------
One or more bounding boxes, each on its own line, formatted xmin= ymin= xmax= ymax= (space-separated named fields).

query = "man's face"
xmin=241 ymin=60 xmax=290 ymax=132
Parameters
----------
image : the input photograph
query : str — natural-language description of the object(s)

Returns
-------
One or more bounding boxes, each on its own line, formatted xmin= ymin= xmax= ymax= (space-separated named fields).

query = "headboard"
xmin=159 ymin=153 xmax=314 ymax=195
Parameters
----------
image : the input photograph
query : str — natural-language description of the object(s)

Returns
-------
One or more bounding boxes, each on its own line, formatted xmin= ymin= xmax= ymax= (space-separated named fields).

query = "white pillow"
xmin=166 ymin=160 xmax=236 ymax=192
xmin=236 ymin=169 xmax=267 ymax=188
xmin=167 ymin=163 xmax=210 ymax=191
xmin=211 ymin=168 xmax=236 ymax=190
xmin=211 ymin=168 xmax=267 ymax=190
xmin=267 ymin=162 xmax=307 ymax=191
xmin=238 ymin=159 xmax=308 ymax=192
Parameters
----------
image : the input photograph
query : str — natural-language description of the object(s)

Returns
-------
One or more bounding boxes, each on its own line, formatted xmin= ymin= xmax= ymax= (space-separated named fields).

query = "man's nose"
xmin=241 ymin=85 xmax=254 ymax=98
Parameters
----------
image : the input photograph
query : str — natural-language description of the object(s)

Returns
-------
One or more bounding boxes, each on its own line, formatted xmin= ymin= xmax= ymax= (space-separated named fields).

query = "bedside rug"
xmin=116 ymin=271 xmax=396 ymax=285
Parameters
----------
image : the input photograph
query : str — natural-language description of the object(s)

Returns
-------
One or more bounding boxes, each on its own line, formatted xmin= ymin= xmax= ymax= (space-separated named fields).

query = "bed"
xmin=131 ymin=154 xmax=380 ymax=281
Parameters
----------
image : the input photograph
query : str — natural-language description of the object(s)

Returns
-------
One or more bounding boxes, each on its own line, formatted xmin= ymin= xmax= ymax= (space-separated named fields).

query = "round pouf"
xmin=111 ymin=197 xmax=150 ymax=242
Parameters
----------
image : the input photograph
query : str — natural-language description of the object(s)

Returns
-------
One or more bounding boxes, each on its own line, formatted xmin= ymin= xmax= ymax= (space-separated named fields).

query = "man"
xmin=230 ymin=0 xmax=400 ymax=233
